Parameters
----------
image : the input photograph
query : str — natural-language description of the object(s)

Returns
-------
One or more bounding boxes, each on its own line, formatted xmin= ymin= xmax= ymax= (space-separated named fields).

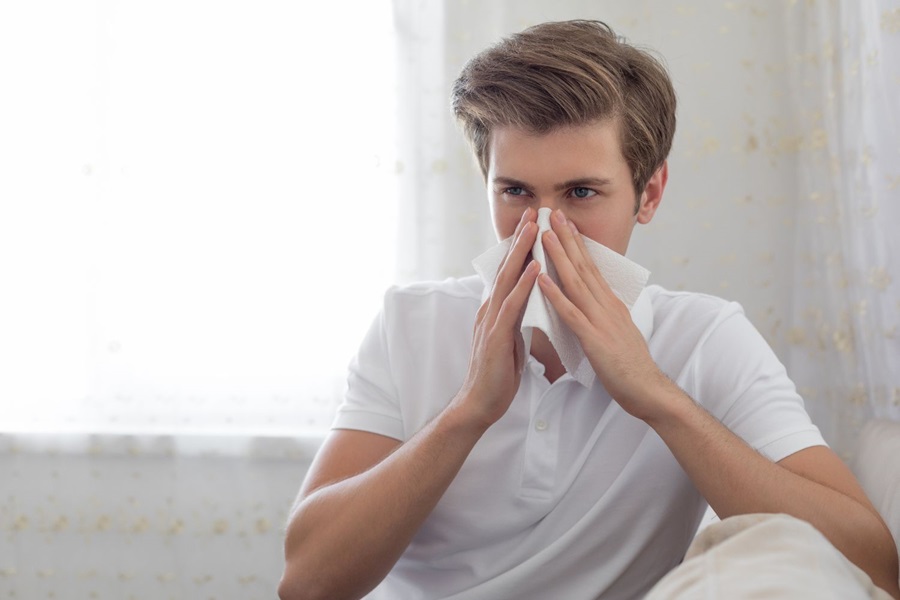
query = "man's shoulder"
xmin=385 ymin=274 xmax=483 ymax=303
xmin=645 ymin=284 xmax=743 ymax=320
xmin=380 ymin=275 xmax=483 ymax=327
xmin=388 ymin=275 xmax=484 ymax=299
xmin=644 ymin=284 xmax=747 ymax=346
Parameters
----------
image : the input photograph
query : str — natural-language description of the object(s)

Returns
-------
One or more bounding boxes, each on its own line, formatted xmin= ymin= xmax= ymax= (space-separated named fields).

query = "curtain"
xmin=784 ymin=1 xmax=900 ymax=456
xmin=1 ymin=1 xmax=395 ymax=596
xmin=0 ymin=0 xmax=397 ymax=434
xmin=392 ymin=1 xmax=499 ymax=282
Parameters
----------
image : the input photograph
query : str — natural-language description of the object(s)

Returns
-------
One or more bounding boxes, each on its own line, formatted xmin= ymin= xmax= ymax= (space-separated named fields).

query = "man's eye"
xmin=571 ymin=187 xmax=596 ymax=199
xmin=505 ymin=187 xmax=526 ymax=196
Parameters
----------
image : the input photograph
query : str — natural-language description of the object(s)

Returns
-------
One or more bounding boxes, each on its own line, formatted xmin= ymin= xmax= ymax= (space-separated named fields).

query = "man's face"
xmin=486 ymin=120 xmax=665 ymax=255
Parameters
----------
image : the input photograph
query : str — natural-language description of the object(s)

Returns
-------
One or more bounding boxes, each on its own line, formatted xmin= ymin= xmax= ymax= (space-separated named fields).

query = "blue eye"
xmin=571 ymin=187 xmax=596 ymax=199
xmin=505 ymin=187 xmax=526 ymax=196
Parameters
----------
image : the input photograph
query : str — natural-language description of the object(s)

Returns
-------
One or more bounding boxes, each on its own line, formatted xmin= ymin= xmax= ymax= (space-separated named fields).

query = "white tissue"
xmin=471 ymin=207 xmax=650 ymax=387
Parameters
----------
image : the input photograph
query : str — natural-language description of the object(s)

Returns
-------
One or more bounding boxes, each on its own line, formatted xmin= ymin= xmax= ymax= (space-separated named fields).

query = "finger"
xmin=548 ymin=210 xmax=607 ymax=303
xmin=537 ymin=271 xmax=591 ymax=337
xmin=501 ymin=260 xmax=540 ymax=370
xmin=541 ymin=226 xmax=596 ymax=311
xmin=495 ymin=208 xmax=537 ymax=279
xmin=480 ymin=210 xmax=534 ymax=325
xmin=489 ymin=218 xmax=538 ymax=315
xmin=564 ymin=218 xmax=615 ymax=298
xmin=496 ymin=259 xmax=540 ymax=333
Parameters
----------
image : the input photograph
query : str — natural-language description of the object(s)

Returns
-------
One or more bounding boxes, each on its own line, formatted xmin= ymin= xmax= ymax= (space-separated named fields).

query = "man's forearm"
xmin=280 ymin=398 xmax=488 ymax=600
xmin=647 ymin=382 xmax=900 ymax=599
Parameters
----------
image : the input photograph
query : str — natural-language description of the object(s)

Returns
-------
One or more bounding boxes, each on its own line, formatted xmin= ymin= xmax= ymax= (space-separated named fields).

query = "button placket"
xmin=520 ymin=385 xmax=564 ymax=497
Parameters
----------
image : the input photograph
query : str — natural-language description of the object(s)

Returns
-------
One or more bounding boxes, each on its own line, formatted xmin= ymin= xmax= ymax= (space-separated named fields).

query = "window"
xmin=0 ymin=1 xmax=397 ymax=434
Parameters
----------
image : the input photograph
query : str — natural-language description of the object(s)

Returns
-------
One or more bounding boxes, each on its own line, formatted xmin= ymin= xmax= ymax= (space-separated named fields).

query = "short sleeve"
xmin=690 ymin=304 xmax=827 ymax=462
xmin=331 ymin=290 xmax=404 ymax=441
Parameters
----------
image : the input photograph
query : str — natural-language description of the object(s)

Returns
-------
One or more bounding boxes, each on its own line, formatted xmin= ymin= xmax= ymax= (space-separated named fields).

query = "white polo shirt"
xmin=333 ymin=276 xmax=825 ymax=600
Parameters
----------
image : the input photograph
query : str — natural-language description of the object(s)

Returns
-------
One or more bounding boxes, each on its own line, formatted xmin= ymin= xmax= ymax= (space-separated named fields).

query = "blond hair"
xmin=451 ymin=20 xmax=676 ymax=201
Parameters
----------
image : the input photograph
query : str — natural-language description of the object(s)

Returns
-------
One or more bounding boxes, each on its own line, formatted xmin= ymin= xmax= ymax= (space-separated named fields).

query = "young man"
xmin=279 ymin=20 xmax=899 ymax=599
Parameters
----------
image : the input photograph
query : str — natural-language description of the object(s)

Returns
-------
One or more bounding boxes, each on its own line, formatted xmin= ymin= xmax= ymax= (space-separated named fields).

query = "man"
xmin=279 ymin=20 xmax=899 ymax=599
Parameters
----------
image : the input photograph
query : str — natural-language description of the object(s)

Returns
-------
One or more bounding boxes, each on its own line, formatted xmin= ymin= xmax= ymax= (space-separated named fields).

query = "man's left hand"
xmin=538 ymin=208 xmax=674 ymax=421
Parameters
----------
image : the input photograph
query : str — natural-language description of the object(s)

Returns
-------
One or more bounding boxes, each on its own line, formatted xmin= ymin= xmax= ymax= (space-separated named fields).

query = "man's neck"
xmin=529 ymin=329 xmax=566 ymax=384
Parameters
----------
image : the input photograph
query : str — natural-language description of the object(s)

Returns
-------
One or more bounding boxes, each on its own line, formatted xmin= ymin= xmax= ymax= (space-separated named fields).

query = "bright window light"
xmin=0 ymin=1 xmax=397 ymax=434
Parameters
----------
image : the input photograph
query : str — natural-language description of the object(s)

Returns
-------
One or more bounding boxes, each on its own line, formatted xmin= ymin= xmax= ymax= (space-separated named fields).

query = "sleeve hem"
xmin=756 ymin=428 xmax=828 ymax=462
xmin=331 ymin=410 xmax=404 ymax=442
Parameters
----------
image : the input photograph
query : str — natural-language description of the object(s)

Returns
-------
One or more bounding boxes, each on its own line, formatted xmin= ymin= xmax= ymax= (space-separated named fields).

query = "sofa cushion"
xmin=854 ymin=419 xmax=900 ymax=559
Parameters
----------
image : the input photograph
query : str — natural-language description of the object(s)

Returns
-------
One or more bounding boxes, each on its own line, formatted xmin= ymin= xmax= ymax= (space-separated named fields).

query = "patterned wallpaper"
xmin=0 ymin=432 xmax=318 ymax=599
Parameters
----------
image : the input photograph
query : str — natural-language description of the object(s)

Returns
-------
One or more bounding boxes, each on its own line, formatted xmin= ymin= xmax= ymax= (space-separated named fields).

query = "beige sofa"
xmin=854 ymin=419 xmax=900 ymax=566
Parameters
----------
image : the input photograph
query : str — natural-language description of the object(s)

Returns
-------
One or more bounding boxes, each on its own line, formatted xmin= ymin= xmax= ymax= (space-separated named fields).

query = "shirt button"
xmin=535 ymin=419 xmax=548 ymax=431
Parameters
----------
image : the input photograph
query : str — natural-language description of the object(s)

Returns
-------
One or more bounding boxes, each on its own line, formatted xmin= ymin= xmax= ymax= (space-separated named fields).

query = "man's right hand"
xmin=455 ymin=207 xmax=539 ymax=430
xmin=279 ymin=208 xmax=539 ymax=600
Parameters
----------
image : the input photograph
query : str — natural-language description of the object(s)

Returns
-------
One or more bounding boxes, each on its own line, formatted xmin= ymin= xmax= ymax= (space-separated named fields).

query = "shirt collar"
xmin=631 ymin=286 xmax=654 ymax=343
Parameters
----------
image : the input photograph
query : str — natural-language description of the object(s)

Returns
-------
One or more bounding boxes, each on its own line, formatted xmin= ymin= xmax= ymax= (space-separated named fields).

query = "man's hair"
xmin=451 ymin=20 xmax=676 ymax=200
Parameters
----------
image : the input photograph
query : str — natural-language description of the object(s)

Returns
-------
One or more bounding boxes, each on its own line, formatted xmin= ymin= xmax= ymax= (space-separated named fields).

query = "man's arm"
xmin=278 ymin=209 xmax=540 ymax=600
xmin=278 ymin=410 xmax=488 ymax=600
xmin=538 ymin=208 xmax=900 ymax=599
xmin=649 ymin=384 xmax=900 ymax=598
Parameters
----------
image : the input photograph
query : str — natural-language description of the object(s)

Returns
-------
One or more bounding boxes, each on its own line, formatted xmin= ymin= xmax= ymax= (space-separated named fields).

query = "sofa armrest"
xmin=854 ymin=419 xmax=900 ymax=560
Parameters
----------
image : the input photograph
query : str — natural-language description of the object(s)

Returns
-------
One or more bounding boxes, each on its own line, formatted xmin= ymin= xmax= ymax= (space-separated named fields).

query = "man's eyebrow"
xmin=491 ymin=176 xmax=613 ymax=190
xmin=553 ymin=177 xmax=613 ymax=191
xmin=492 ymin=176 xmax=531 ymax=188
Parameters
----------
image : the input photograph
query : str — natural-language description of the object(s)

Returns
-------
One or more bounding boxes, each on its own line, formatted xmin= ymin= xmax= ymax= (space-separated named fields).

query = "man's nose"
xmin=536 ymin=197 xmax=560 ymax=213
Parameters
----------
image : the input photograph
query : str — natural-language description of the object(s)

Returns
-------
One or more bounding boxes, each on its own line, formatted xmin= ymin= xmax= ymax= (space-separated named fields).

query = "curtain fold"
xmin=392 ymin=0 xmax=501 ymax=282
xmin=784 ymin=1 xmax=900 ymax=456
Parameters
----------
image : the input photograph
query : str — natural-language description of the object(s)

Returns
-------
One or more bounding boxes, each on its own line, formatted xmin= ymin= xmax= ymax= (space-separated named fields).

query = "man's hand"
xmin=456 ymin=207 xmax=539 ymax=429
xmin=537 ymin=208 xmax=672 ymax=420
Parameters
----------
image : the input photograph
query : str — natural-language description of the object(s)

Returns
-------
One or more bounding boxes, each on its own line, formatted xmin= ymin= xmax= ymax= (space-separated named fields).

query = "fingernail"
xmin=556 ymin=210 xmax=567 ymax=224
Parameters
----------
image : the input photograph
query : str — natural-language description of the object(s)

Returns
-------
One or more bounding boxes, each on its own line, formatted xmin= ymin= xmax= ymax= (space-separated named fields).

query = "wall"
xmin=0 ymin=433 xmax=319 ymax=599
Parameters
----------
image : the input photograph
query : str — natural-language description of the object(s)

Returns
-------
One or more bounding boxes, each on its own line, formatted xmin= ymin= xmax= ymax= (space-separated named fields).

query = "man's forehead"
xmin=487 ymin=122 xmax=627 ymax=183
xmin=489 ymin=120 xmax=624 ymax=152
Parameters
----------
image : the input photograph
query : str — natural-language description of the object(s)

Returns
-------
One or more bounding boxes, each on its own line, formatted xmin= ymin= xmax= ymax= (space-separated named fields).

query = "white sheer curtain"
xmin=392 ymin=1 xmax=498 ymax=282
xmin=784 ymin=1 xmax=900 ymax=456
xmin=0 ymin=2 xmax=396 ymax=597
xmin=0 ymin=0 xmax=397 ymax=434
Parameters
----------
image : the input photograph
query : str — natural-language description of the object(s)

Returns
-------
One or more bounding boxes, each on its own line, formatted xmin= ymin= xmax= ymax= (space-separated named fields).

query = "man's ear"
xmin=636 ymin=161 xmax=668 ymax=225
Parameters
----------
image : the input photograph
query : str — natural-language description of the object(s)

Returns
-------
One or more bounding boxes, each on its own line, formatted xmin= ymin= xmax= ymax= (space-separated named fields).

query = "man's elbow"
xmin=278 ymin=559 xmax=329 ymax=600
xmin=278 ymin=529 xmax=325 ymax=600
xmin=277 ymin=567 xmax=300 ymax=600
xmin=278 ymin=559 xmax=303 ymax=600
